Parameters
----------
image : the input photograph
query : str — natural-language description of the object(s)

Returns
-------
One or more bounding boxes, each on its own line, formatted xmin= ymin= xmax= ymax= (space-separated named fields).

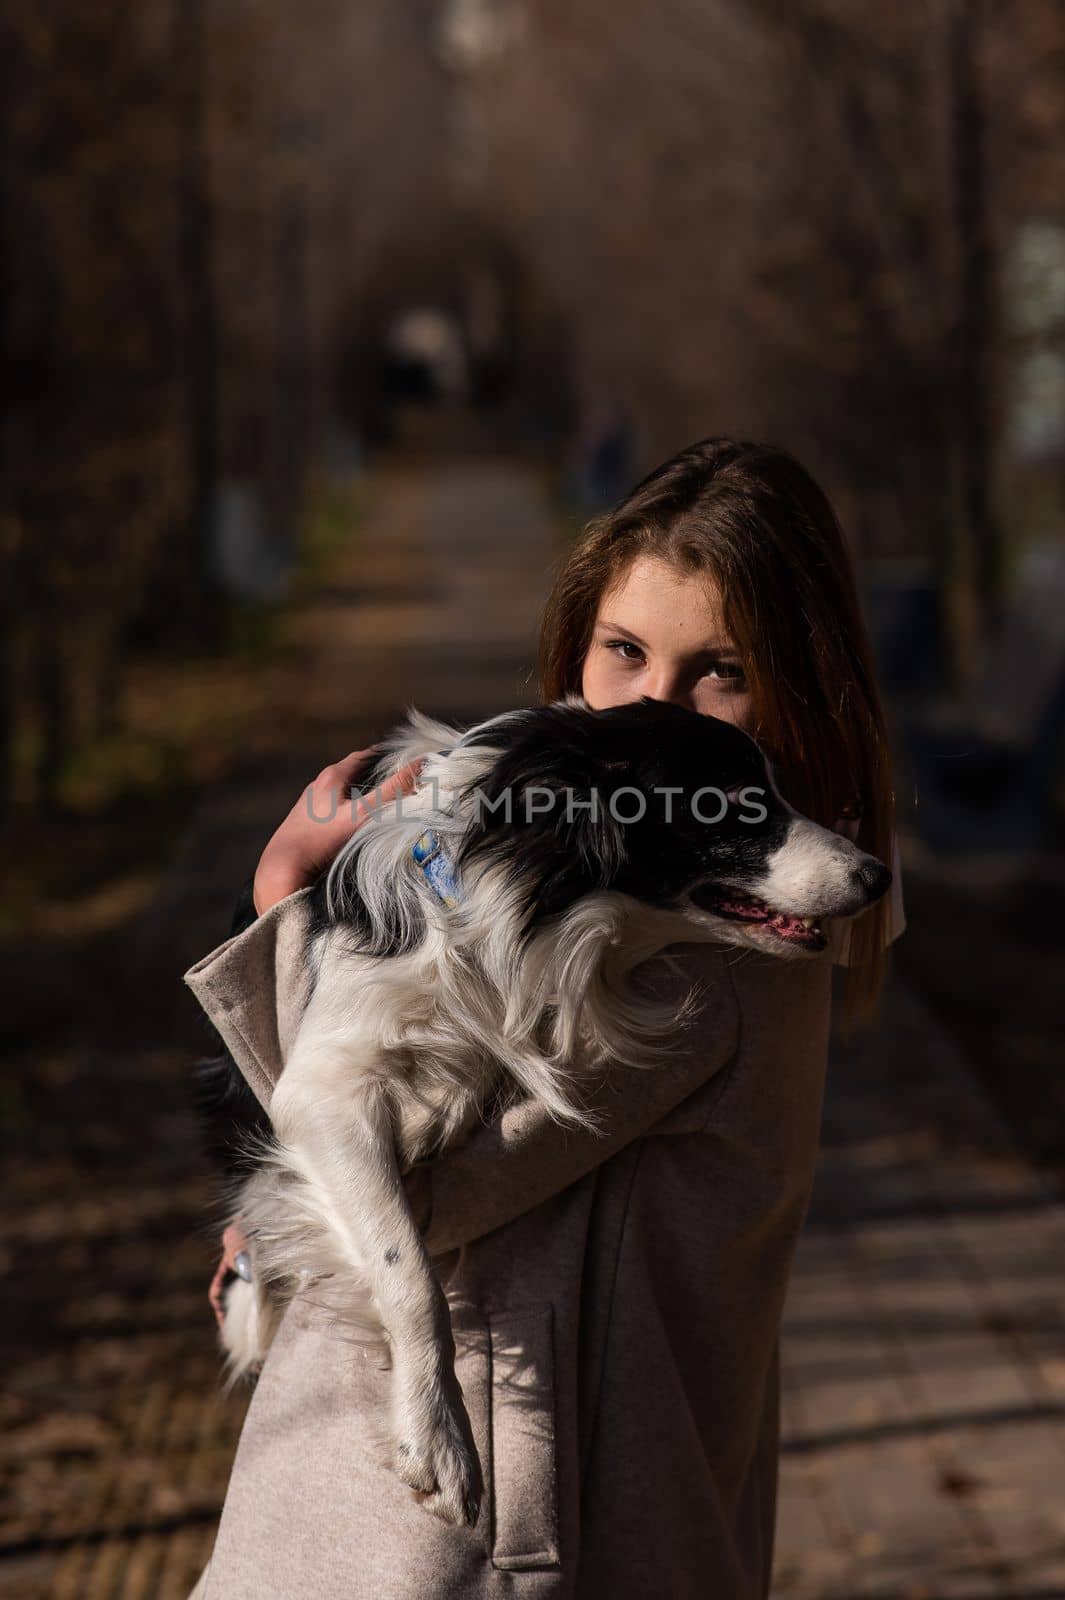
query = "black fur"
xmin=454 ymin=698 xmax=793 ymax=934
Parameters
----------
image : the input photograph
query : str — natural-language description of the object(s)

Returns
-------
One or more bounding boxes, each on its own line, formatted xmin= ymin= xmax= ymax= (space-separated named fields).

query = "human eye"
xmin=705 ymin=658 xmax=747 ymax=686
xmin=604 ymin=638 xmax=645 ymax=664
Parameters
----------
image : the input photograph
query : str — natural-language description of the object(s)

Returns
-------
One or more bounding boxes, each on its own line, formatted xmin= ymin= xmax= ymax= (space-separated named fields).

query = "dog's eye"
xmin=723 ymin=783 xmax=770 ymax=820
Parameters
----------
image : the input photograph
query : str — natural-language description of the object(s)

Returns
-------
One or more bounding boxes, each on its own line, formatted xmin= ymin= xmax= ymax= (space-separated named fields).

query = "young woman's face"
xmin=581 ymin=555 xmax=756 ymax=734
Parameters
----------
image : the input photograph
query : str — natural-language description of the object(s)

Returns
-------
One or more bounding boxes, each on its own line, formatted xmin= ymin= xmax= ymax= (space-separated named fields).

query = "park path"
xmin=3 ymin=456 xmax=1063 ymax=1599
xmin=777 ymin=978 xmax=1065 ymax=1600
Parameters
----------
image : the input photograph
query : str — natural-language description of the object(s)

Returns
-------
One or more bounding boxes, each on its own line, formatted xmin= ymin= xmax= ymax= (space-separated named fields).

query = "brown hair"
xmin=538 ymin=436 xmax=896 ymax=1024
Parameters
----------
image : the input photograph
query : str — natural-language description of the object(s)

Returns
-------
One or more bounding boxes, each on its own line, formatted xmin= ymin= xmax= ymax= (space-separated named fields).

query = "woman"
xmin=186 ymin=437 xmax=904 ymax=1599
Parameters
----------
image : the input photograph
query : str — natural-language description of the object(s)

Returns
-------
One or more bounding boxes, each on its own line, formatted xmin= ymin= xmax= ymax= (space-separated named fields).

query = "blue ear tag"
xmin=411 ymin=829 xmax=461 ymax=908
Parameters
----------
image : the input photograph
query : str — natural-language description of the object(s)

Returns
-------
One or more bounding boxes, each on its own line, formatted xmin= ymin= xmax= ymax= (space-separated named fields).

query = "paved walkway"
xmin=3 ymin=457 xmax=1063 ymax=1599
xmin=777 ymin=978 xmax=1065 ymax=1598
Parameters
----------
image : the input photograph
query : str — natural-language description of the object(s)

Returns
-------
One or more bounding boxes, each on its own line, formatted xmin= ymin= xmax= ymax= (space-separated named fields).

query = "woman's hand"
xmin=252 ymin=748 xmax=426 ymax=914
xmin=208 ymin=1220 xmax=252 ymax=1329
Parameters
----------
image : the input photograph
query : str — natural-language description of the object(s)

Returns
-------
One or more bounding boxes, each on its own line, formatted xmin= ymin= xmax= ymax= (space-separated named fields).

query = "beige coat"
xmin=182 ymin=887 xmax=833 ymax=1600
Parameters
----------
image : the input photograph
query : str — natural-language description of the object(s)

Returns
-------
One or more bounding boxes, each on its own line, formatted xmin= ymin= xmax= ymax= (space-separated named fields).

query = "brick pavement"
xmin=775 ymin=973 xmax=1065 ymax=1598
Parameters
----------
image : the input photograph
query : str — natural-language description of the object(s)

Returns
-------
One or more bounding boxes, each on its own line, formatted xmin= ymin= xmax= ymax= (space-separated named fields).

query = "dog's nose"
xmin=850 ymin=858 xmax=892 ymax=904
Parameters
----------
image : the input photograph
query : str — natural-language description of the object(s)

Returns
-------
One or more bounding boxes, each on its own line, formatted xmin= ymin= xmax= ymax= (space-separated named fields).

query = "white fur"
xmin=753 ymin=817 xmax=875 ymax=919
xmin=218 ymin=1275 xmax=279 ymax=1390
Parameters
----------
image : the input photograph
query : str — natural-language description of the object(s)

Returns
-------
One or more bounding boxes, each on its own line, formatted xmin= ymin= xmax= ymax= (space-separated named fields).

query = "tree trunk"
xmin=945 ymin=0 xmax=1001 ymax=689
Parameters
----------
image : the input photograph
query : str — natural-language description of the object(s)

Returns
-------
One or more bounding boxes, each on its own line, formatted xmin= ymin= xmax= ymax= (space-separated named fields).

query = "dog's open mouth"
xmin=689 ymin=884 xmax=828 ymax=951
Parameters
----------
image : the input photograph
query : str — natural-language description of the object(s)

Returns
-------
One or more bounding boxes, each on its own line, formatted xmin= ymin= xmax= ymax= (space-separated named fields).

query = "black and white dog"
xmin=200 ymin=695 xmax=890 ymax=1527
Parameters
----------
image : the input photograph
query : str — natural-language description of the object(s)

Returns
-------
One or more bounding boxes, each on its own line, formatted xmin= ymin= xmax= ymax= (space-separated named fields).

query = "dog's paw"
xmin=219 ymin=1275 xmax=276 ymax=1386
xmin=391 ymin=1380 xmax=483 ymax=1527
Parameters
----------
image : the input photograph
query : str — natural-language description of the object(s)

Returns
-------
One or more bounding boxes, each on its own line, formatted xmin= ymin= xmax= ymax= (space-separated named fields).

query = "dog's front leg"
xmin=270 ymin=1057 xmax=483 ymax=1528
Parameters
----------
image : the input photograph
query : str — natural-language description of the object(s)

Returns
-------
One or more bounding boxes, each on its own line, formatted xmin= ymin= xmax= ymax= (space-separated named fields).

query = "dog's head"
xmin=436 ymin=696 xmax=890 ymax=957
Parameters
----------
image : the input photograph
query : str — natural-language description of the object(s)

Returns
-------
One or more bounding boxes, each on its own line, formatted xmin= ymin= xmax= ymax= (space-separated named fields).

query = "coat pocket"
xmin=487 ymin=1303 xmax=561 ymax=1571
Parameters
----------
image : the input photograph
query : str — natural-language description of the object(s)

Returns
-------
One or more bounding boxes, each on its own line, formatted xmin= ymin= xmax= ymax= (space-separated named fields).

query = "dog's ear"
xmin=370 ymin=706 xmax=465 ymax=785
xmin=453 ymin=719 xmax=631 ymax=924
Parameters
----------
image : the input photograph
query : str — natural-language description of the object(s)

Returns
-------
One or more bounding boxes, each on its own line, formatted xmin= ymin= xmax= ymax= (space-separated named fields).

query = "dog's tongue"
xmin=716 ymin=894 xmax=770 ymax=921
xmin=709 ymin=892 xmax=821 ymax=944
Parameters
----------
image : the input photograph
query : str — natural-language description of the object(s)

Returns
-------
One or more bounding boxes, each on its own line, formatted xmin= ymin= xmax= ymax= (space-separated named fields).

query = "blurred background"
xmin=2 ymin=2 xmax=1064 ymax=1596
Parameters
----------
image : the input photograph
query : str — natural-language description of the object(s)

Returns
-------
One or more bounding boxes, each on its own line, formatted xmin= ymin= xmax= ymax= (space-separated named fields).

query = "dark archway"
xmin=330 ymin=233 xmax=577 ymax=458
